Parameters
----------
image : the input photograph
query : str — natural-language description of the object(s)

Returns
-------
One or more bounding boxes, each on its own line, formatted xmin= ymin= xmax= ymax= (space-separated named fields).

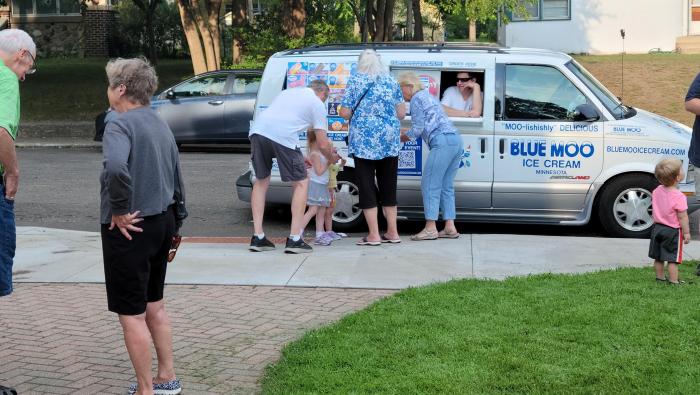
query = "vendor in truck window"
xmin=441 ymin=71 xmax=483 ymax=118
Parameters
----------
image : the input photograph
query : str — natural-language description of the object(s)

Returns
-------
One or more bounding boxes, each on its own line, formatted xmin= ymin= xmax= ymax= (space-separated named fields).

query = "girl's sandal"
xmin=410 ymin=229 xmax=438 ymax=241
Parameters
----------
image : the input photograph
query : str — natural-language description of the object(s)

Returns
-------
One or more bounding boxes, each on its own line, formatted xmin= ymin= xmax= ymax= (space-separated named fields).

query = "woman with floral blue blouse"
xmin=340 ymin=49 xmax=407 ymax=246
xmin=398 ymin=71 xmax=464 ymax=241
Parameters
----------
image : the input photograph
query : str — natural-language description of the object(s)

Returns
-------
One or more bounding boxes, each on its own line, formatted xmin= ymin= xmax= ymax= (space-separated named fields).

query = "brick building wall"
xmin=83 ymin=9 xmax=116 ymax=57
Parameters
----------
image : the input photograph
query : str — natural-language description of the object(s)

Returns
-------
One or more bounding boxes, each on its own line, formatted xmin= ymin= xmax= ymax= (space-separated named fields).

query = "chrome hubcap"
xmin=333 ymin=180 xmax=361 ymax=224
xmin=613 ymin=187 xmax=653 ymax=232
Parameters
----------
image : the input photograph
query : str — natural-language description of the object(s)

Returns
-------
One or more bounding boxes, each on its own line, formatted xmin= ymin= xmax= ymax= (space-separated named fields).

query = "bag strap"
xmin=352 ymin=81 xmax=375 ymax=115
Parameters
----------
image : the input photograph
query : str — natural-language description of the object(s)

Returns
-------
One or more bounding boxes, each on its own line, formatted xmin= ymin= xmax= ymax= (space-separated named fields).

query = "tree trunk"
xmin=468 ymin=19 xmax=476 ymax=41
xmin=364 ymin=0 xmax=375 ymax=42
xmin=189 ymin=0 xmax=218 ymax=70
xmin=282 ymin=0 xmax=306 ymax=39
xmin=405 ymin=0 xmax=412 ymax=40
xmin=411 ymin=0 xmax=422 ymax=41
xmin=231 ymin=0 xmax=247 ymax=64
xmin=176 ymin=0 xmax=210 ymax=74
xmin=374 ymin=0 xmax=385 ymax=41
xmin=383 ymin=0 xmax=394 ymax=41
xmin=205 ymin=0 xmax=222 ymax=66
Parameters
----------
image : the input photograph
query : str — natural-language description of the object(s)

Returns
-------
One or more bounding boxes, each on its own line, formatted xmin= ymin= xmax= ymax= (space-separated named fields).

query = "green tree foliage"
xmin=231 ymin=0 xmax=355 ymax=63
xmin=427 ymin=0 xmax=534 ymax=23
xmin=112 ymin=1 xmax=186 ymax=58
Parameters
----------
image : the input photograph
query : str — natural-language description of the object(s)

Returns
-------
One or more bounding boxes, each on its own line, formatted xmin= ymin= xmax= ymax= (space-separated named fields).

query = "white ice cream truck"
xmin=236 ymin=43 xmax=697 ymax=238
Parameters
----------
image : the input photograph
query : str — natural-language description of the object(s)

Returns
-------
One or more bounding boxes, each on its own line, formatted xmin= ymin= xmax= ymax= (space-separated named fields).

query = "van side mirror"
xmin=573 ymin=103 xmax=599 ymax=122
xmin=165 ymin=89 xmax=176 ymax=100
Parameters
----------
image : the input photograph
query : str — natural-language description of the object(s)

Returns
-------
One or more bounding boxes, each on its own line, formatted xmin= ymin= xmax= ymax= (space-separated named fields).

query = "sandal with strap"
xmin=438 ymin=230 xmax=460 ymax=239
xmin=410 ymin=229 xmax=438 ymax=241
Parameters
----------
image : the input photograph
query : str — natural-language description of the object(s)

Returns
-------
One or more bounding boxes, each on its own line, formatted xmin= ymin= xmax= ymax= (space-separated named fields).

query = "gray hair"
xmin=357 ymin=49 xmax=386 ymax=76
xmin=0 ymin=29 xmax=36 ymax=57
xmin=308 ymin=79 xmax=329 ymax=94
xmin=105 ymin=57 xmax=158 ymax=105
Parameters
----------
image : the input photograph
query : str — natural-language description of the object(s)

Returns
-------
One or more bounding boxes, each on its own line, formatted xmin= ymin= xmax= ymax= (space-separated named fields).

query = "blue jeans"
xmin=422 ymin=133 xmax=464 ymax=221
xmin=0 ymin=184 xmax=15 ymax=296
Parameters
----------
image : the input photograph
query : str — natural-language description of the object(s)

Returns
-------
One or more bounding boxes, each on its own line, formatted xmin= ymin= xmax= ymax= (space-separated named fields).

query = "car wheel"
xmin=332 ymin=169 xmax=364 ymax=231
xmin=597 ymin=174 xmax=658 ymax=238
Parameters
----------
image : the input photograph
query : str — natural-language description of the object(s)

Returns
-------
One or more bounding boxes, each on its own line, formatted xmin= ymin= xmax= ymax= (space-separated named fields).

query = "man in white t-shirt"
xmin=441 ymin=71 xmax=483 ymax=118
xmin=248 ymin=79 xmax=332 ymax=254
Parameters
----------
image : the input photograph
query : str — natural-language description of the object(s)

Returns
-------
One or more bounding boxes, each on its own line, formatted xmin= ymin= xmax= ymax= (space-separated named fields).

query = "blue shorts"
xmin=0 ymin=183 xmax=16 ymax=297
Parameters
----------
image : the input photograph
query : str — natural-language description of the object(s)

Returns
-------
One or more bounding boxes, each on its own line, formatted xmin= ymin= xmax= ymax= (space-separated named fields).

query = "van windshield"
xmin=566 ymin=60 xmax=634 ymax=120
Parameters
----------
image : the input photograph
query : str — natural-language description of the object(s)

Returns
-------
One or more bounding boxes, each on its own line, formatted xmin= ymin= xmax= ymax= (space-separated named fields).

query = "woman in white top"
xmin=441 ymin=71 xmax=483 ymax=118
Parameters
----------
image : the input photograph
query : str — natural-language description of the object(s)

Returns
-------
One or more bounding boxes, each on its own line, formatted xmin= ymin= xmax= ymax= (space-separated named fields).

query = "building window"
xmin=512 ymin=0 xmax=570 ymax=21
xmin=11 ymin=0 xmax=81 ymax=15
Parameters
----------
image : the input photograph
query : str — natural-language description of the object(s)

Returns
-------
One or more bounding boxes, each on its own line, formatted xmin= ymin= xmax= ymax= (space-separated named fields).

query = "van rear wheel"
xmin=332 ymin=169 xmax=364 ymax=231
xmin=597 ymin=174 xmax=658 ymax=238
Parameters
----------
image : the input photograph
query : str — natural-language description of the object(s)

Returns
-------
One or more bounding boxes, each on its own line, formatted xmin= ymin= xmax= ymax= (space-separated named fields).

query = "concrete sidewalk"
xmin=16 ymin=226 xmax=700 ymax=288
xmin=7 ymin=227 xmax=700 ymax=394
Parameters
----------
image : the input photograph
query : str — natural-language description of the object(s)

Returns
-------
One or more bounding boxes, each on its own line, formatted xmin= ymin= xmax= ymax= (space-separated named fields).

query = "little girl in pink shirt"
xmin=649 ymin=158 xmax=691 ymax=285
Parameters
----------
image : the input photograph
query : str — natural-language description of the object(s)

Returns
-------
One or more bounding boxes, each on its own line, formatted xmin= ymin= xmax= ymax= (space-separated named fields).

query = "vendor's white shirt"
xmin=440 ymin=86 xmax=474 ymax=112
xmin=250 ymin=87 xmax=327 ymax=149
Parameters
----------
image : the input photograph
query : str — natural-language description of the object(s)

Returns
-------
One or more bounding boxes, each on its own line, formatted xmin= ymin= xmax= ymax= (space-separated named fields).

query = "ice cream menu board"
xmin=287 ymin=61 xmax=357 ymax=138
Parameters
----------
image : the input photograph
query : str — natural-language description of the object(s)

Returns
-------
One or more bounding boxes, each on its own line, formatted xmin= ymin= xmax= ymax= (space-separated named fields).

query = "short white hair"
xmin=357 ymin=49 xmax=386 ymax=76
xmin=0 ymin=29 xmax=36 ymax=57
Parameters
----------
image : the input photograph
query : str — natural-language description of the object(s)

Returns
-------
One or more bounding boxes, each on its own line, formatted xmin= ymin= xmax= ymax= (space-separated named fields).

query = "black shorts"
xmin=648 ymin=223 xmax=683 ymax=264
xmin=101 ymin=206 xmax=176 ymax=315
xmin=354 ymin=156 xmax=398 ymax=209
xmin=250 ymin=134 xmax=307 ymax=182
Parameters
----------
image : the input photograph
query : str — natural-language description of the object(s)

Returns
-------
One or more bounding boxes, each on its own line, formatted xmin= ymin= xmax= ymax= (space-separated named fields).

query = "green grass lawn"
xmin=20 ymin=58 xmax=193 ymax=122
xmin=262 ymin=265 xmax=700 ymax=394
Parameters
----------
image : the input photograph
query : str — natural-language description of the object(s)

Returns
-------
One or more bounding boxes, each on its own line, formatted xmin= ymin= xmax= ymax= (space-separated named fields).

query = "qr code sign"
xmin=398 ymin=150 xmax=416 ymax=169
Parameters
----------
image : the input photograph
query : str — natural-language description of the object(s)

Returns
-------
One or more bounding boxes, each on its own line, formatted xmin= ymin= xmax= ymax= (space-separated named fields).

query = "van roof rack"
xmin=283 ymin=42 xmax=507 ymax=55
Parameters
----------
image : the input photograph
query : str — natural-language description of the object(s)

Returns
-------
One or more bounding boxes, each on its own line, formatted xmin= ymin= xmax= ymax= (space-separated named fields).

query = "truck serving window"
xmin=439 ymin=71 xmax=484 ymax=118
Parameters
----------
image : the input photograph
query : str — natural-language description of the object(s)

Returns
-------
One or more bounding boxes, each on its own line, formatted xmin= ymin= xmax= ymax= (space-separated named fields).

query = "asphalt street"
xmin=14 ymin=146 xmax=611 ymax=238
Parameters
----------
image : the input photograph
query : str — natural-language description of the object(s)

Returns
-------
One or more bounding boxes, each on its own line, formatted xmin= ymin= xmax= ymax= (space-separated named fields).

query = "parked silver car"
xmin=151 ymin=69 xmax=262 ymax=145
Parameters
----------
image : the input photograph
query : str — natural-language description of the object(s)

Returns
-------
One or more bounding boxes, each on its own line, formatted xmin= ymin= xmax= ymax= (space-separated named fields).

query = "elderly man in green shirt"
xmin=0 ymin=34 xmax=35 ymax=285
xmin=0 ymin=28 xmax=35 ymax=395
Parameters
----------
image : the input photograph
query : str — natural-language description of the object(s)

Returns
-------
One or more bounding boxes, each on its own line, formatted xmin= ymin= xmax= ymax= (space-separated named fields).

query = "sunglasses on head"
xmin=456 ymin=77 xmax=474 ymax=82
xmin=167 ymin=234 xmax=182 ymax=263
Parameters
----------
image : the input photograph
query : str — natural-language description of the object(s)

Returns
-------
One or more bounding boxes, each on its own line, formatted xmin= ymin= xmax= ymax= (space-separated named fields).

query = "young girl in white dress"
xmin=300 ymin=130 xmax=333 ymax=245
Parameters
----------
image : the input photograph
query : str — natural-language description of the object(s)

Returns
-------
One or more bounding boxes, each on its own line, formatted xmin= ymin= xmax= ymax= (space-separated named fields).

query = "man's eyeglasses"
xmin=167 ymin=234 xmax=182 ymax=263
xmin=456 ymin=77 xmax=474 ymax=83
xmin=24 ymin=50 xmax=36 ymax=75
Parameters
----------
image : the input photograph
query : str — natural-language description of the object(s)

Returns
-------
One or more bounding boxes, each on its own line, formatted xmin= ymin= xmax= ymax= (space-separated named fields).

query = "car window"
xmin=172 ymin=73 xmax=229 ymax=97
xmin=504 ymin=65 xmax=588 ymax=121
xmin=231 ymin=75 xmax=262 ymax=94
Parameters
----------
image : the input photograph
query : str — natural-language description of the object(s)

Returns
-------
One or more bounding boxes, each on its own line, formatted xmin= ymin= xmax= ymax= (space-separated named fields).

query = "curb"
xmin=16 ymin=140 xmax=101 ymax=149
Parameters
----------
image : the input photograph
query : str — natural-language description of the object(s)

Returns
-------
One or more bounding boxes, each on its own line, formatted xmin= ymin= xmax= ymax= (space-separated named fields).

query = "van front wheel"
xmin=597 ymin=174 xmax=658 ymax=238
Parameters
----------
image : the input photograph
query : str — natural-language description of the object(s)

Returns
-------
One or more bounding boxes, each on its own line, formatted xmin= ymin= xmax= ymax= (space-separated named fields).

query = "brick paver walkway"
xmin=0 ymin=284 xmax=394 ymax=394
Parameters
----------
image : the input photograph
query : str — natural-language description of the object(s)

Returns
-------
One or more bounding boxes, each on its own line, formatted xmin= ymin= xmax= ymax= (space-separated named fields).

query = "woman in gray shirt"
xmin=100 ymin=57 xmax=185 ymax=395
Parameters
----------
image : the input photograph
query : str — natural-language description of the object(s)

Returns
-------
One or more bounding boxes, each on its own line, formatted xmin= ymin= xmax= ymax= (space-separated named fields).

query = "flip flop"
xmin=381 ymin=234 xmax=402 ymax=244
xmin=438 ymin=230 xmax=460 ymax=239
xmin=356 ymin=237 xmax=381 ymax=246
